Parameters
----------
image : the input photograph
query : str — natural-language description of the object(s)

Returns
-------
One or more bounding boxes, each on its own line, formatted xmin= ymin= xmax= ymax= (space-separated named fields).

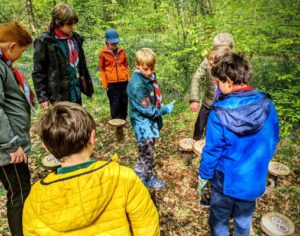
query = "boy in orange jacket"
xmin=99 ymin=29 xmax=130 ymax=122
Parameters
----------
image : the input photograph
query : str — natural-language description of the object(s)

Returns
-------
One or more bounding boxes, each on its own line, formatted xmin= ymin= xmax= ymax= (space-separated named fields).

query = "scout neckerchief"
xmin=150 ymin=73 xmax=162 ymax=107
xmin=54 ymin=28 xmax=79 ymax=69
xmin=0 ymin=49 xmax=36 ymax=110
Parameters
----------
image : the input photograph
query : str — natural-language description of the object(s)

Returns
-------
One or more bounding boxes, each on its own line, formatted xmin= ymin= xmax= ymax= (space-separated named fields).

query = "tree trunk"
xmin=25 ymin=0 xmax=36 ymax=32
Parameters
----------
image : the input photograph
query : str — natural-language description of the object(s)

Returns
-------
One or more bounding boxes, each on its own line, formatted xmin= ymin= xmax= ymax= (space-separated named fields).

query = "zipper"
xmin=107 ymin=49 xmax=120 ymax=83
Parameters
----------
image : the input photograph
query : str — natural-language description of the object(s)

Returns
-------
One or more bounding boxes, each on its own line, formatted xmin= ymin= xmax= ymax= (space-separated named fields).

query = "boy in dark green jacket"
xmin=0 ymin=21 xmax=33 ymax=236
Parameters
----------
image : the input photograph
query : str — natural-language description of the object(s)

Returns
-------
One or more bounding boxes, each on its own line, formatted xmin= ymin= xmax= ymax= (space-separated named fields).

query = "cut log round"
xmin=178 ymin=138 xmax=195 ymax=152
xmin=261 ymin=212 xmax=295 ymax=236
xmin=108 ymin=119 xmax=126 ymax=127
xmin=268 ymin=161 xmax=291 ymax=177
xmin=42 ymin=154 xmax=61 ymax=170
xmin=193 ymin=139 xmax=206 ymax=156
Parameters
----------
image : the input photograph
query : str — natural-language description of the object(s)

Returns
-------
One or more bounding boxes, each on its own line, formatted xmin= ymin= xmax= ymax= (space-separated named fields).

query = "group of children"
xmin=0 ymin=3 xmax=280 ymax=236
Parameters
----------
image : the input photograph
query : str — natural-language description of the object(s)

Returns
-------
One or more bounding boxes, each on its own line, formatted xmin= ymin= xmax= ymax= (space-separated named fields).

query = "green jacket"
xmin=0 ymin=60 xmax=31 ymax=166
xmin=189 ymin=58 xmax=216 ymax=108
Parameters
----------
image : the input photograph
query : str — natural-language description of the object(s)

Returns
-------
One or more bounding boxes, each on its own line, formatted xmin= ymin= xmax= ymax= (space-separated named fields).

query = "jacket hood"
xmin=27 ymin=160 xmax=120 ymax=232
xmin=213 ymin=90 xmax=271 ymax=136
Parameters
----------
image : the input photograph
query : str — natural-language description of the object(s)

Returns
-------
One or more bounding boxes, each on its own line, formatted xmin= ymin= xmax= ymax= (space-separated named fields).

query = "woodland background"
xmin=0 ymin=0 xmax=299 ymax=235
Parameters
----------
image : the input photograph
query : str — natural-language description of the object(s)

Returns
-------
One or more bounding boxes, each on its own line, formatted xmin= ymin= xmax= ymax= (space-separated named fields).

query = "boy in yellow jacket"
xmin=23 ymin=102 xmax=159 ymax=236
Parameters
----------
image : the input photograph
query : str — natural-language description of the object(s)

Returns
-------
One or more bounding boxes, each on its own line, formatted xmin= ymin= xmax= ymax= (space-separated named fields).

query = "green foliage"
xmin=1 ymin=0 xmax=299 ymax=137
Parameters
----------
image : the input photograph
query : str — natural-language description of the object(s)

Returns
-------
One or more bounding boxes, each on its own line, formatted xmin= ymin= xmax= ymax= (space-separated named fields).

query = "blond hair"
xmin=50 ymin=3 xmax=78 ymax=29
xmin=213 ymin=33 xmax=234 ymax=48
xmin=135 ymin=48 xmax=156 ymax=68
xmin=0 ymin=22 xmax=32 ymax=47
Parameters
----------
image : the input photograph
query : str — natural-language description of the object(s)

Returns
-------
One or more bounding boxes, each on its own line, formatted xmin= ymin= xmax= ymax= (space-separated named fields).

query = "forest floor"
xmin=0 ymin=99 xmax=299 ymax=236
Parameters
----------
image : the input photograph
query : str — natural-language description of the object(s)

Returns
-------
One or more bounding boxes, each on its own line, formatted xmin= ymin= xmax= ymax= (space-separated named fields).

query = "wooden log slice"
xmin=108 ymin=119 xmax=126 ymax=127
xmin=261 ymin=212 xmax=295 ymax=236
xmin=42 ymin=154 xmax=61 ymax=170
xmin=193 ymin=139 xmax=206 ymax=156
xmin=178 ymin=138 xmax=195 ymax=152
xmin=268 ymin=161 xmax=291 ymax=177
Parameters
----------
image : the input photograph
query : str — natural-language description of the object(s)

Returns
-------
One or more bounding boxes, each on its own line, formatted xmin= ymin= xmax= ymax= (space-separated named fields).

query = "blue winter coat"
xmin=127 ymin=71 xmax=165 ymax=142
xmin=199 ymin=89 xmax=279 ymax=201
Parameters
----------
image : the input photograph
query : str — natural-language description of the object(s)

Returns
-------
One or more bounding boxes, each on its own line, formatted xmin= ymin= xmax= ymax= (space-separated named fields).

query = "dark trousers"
xmin=107 ymin=83 xmax=128 ymax=120
xmin=193 ymin=105 xmax=210 ymax=140
xmin=209 ymin=191 xmax=256 ymax=236
xmin=0 ymin=163 xmax=31 ymax=236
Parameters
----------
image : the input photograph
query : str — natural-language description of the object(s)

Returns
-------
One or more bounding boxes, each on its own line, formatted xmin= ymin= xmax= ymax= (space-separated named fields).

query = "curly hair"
xmin=211 ymin=52 xmax=252 ymax=85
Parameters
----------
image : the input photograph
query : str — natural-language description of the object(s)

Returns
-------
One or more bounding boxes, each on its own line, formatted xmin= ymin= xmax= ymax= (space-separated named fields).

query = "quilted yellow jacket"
xmin=23 ymin=159 xmax=160 ymax=235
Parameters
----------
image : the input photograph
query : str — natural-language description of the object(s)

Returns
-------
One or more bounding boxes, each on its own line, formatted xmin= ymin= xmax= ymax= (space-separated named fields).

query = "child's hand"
xmin=9 ymin=146 xmax=28 ymax=164
xmin=40 ymin=101 xmax=49 ymax=109
xmin=162 ymin=101 xmax=175 ymax=114
xmin=197 ymin=177 xmax=208 ymax=196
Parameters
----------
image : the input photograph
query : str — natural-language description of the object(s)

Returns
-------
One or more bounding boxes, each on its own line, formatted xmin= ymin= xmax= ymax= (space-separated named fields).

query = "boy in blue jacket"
xmin=198 ymin=52 xmax=279 ymax=236
xmin=127 ymin=48 xmax=174 ymax=189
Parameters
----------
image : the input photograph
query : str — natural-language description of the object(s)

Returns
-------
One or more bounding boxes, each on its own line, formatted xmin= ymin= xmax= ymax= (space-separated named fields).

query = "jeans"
xmin=107 ymin=82 xmax=128 ymax=120
xmin=209 ymin=191 xmax=256 ymax=236
xmin=0 ymin=163 xmax=31 ymax=236
xmin=193 ymin=105 xmax=210 ymax=140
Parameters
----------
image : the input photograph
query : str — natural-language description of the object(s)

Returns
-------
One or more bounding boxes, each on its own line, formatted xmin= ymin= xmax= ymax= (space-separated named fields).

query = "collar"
xmin=57 ymin=160 xmax=96 ymax=174
xmin=231 ymin=85 xmax=253 ymax=92
xmin=0 ymin=49 xmax=12 ymax=67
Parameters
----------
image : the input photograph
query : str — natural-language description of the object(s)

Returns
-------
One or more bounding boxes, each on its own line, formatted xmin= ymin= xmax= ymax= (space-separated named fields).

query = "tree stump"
xmin=42 ymin=154 xmax=61 ymax=170
xmin=268 ymin=161 xmax=291 ymax=188
xmin=261 ymin=212 xmax=295 ymax=236
xmin=108 ymin=119 xmax=126 ymax=143
xmin=178 ymin=138 xmax=195 ymax=166
xmin=191 ymin=139 xmax=205 ymax=169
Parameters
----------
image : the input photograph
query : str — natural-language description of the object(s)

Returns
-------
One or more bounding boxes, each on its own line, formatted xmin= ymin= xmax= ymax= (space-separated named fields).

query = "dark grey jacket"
xmin=32 ymin=31 xmax=94 ymax=103
xmin=0 ymin=60 xmax=31 ymax=166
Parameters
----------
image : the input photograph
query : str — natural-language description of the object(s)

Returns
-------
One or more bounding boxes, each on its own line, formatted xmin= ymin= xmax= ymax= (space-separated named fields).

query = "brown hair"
xmin=50 ymin=3 xmax=78 ymax=29
xmin=38 ymin=102 xmax=96 ymax=159
xmin=135 ymin=48 xmax=156 ymax=68
xmin=211 ymin=52 xmax=252 ymax=85
xmin=0 ymin=22 xmax=32 ymax=47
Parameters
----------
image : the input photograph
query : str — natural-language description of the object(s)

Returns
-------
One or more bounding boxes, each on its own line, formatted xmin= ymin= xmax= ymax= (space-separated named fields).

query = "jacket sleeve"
xmin=126 ymin=169 xmax=160 ymax=236
xmin=32 ymin=38 xmax=50 ymax=103
xmin=199 ymin=111 xmax=225 ymax=180
xmin=128 ymin=83 xmax=163 ymax=119
xmin=77 ymin=35 xmax=94 ymax=97
xmin=99 ymin=51 xmax=108 ymax=89
xmin=270 ymin=101 xmax=280 ymax=157
xmin=124 ymin=51 xmax=130 ymax=80
xmin=23 ymin=196 xmax=37 ymax=236
xmin=0 ymin=68 xmax=20 ymax=155
xmin=189 ymin=59 xmax=208 ymax=102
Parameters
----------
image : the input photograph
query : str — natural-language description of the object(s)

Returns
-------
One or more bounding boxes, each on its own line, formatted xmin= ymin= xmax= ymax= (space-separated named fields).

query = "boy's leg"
xmin=135 ymin=139 xmax=154 ymax=179
xmin=209 ymin=191 xmax=233 ymax=236
xmin=119 ymin=87 xmax=128 ymax=120
xmin=0 ymin=163 xmax=31 ymax=236
xmin=193 ymin=105 xmax=210 ymax=140
xmin=107 ymin=89 xmax=121 ymax=119
xmin=233 ymin=199 xmax=256 ymax=236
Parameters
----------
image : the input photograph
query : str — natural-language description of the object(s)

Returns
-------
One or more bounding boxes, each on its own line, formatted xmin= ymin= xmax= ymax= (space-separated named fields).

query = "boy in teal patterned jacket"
xmin=127 ymin=48 xmax=174 ymax=189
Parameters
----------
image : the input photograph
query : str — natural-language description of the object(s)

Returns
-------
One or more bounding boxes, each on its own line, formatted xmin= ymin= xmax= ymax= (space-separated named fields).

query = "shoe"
xmin=142 ymin=176 xmax=165 ymax=189
xmin=199 ymin=197 xmax=211 ymax=208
